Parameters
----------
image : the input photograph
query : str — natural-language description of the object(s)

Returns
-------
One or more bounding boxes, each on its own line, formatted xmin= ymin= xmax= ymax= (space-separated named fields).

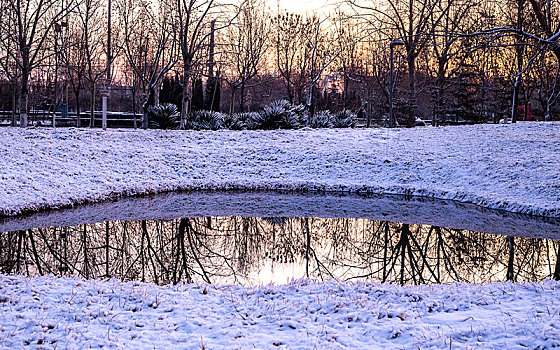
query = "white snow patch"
xmin=0 ymin=122 xmax=559 ymax=217
xmin=0 ymin=275 xmax=559 ymax=349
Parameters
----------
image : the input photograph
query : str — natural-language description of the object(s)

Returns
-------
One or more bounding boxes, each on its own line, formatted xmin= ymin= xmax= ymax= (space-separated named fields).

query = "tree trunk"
xmin=554 ymin=243 xmax=560 ymax=280
xmin=366 ymin=88 xmax=372 ymax=128
xmin=181 ymin=75 xmax=192 ymax=129
xmin=11 ymin=85 xmax=17 ymax=127
xmin=75 ymin=90 xmax=82 ymax=128
xmin=132 ymin=86 xmax=137 ymax=129
xmin=511 ymin=0 xmax=524 ymax=123
xmin=343 ymin=70 xmax=349 ymax=108
xmin=142 ymin=87 xmax=155 ymax=130
xmin=511 ymin=79 xmax=520 ymax=123
xmin=407 ymin=53 xmax=416 ymax=126
xmin=240 ymin=80 xmax=246 ymax=113
xmin=154 ymin=80 xmax=160 ymax=106
xmin=435 ymin=79 xmax=444 ymax=127
xmin=229 ymin=87 xmax=236 ymax=117
xmin=90 ymin=86 xmax=96 ymax=128
xmin=307 ymin=84 xmax=315 ymax=126
xmin=283 ymin=69 xmax=294 ymax=104
xmin=507 ymin=236 xmax=515 ymax=281
xmin=19 ymin=72 xmax=29 ymax=128
xmin=142 ymin=110 xmax=149 ymax=129
xmin=400 ymin=224 xmax=411 ymax=285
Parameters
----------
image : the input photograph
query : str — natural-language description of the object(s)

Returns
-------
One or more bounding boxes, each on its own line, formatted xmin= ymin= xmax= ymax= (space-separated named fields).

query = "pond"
xmin=1 ymin=191 xmax=559 ymax=286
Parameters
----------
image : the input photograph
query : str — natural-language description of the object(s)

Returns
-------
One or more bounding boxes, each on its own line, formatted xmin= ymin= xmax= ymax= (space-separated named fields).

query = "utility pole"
xmin=60 ymin=0 xmax=69 ymax=127
xmin=389 ymin=39 xmax=404 ymax=127
xmin=208 ymin=20 xmax=215 ymax=77
xmin=510 ymin=0 xmax=524 ymax=124
xmin=101 ymin=0 xmax=111 ymax=130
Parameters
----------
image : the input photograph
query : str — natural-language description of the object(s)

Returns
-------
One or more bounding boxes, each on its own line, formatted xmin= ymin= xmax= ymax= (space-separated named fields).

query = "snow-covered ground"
xmin=1 ymin=275 xmax=559 ymax=349
xmin=1 ymin=122 xmax=559 ymax=218
xmin=2 ymin=124 xmax=560 ymax=348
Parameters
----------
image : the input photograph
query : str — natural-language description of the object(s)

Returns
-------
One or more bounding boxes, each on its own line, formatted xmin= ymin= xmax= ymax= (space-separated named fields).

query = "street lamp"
xmin=101 ymin=0 xmax=111 ymax=131
xmin=389 ymin=39 xmax=404 ymax=128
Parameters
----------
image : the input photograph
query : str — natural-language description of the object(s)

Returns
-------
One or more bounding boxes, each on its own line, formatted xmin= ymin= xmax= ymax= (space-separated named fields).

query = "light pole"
xmin=389 ymin=39 xmax=404 ymax=128
xmin=101 ymin=0 xmax=111 ymax=130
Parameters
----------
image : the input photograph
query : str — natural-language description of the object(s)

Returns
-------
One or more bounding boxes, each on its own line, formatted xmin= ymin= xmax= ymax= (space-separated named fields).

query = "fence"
xmin=0 ymin=110 xmax=141 ymax=128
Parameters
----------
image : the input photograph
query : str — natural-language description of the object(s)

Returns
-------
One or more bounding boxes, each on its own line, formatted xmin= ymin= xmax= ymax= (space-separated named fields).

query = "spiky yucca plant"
xmin=186 ymin=110 xmax=225 ymax=130
xmin=255 ymin=105 xmax=285 ymax=129
xmin=234 ymin=112 xmax=260 ymax=130
xmin=148 ymin=103 xmax=180 ymax=129
xmin=253 ymin=100 xmax=303 ymax=129
xmin=223 ymin=113 xmax=248 ymax=130
xmin=332 ymin=110 xmax=357 ymax=128
xmin=309 ymin=110 xmax=333 ymax=128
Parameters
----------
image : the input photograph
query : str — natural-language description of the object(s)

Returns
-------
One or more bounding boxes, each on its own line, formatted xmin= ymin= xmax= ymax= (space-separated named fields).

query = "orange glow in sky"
xmin=267 ymin=0 xmax=335 ymax=13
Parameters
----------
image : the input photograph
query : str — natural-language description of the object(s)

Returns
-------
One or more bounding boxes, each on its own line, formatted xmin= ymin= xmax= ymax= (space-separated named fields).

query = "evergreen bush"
xmin=186 ymin=110 xmax=225 ymax=130
xmin=332 ymin=110 xmax=357 ymax=128
xmin=148 ymin=103 xmax=180 ymax=129
xmin=309 ymin=110 xmax=333 ymax=128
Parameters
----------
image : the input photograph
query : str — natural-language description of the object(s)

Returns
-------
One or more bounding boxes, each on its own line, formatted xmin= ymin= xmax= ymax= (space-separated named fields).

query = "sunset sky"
xmin=267 ymin=0 xmax=336 ymax=13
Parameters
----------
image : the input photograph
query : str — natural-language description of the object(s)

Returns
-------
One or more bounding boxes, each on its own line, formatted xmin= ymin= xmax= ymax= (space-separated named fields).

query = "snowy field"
xmin=1 ymin=122 xmax=559 ymax=218
xmin=1 ymin=275 xmax=559 ymax=349
xmin=1 ymin=123 xmax=560 ymax=348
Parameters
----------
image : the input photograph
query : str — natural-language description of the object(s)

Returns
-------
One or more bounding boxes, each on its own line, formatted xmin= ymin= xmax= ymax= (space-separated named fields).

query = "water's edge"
xmin=1 ymin=190 xmax=559 ymax=238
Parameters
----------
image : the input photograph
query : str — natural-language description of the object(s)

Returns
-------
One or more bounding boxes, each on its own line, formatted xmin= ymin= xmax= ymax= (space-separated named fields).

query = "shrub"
xmin=253 ymin=100 xmax=303 ymax=130
xmin=332 ymin=109 xmax=357 ymax=128
xmin=186 ymin=110 xmax=225 ymax=130
xmin=223 ymin=113 xmax=248 ymax=130
xmin=253 ymin=105 xmax=283 ymax=129
xmin=160 ymin=101 xmax=354 ymax=131
xmin=148 ymin=103 xmax=180 ymax=129
xmin=276 ymin=100 xmax=307 ymax=125
xmin=235 ymin=112 xmax=260 ymax=130
xmin=309 ymin=110 xmax=333 ymax=128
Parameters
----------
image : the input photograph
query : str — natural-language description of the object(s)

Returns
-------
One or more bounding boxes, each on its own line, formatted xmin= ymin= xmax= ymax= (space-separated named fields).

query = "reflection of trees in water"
xmin=1 ymin=217 xmax=559 ymax=285
xmin=341 ymin=223 xmax=560 ymax=284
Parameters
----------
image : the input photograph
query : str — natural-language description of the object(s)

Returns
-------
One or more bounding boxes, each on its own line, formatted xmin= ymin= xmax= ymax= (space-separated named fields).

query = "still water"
xmin=2 ymin=216 xmax=559 ymax=286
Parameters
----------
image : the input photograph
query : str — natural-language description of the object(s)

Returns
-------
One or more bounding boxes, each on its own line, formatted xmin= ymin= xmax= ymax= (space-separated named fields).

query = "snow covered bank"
xmin=1 ymin=275 xmax=559 ymax=349
xmin=1 ymin=122 xmax=559 ymax=218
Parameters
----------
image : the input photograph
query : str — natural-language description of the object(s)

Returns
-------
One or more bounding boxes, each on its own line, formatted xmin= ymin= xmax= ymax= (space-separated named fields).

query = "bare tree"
xmin=332 ymin=10 xmax=365 ymax=109
xmin=427 ymin=0 xmax=479 ymax=125
xmin=74 ymin=0 xmax=119 ymax=128
xmin=273 ymin=12 xmax=315 ymax=105
xmin=65 ymin=23 xmax=88 ymax=127
xmin=534 ymin=51 xmax=560 ymax=119
xmin=351 ymin=0 xmax=445 ymax=125
xmin=222 ymin=0 xmax=269 ymax=115
xmin=0 ymin=0 xmax=20 ymax=126
xmin=119 ymin=0 xmax=178 ymax=129
xmin=172 ymin=0 xmax=233 ymax=127
xmin=1 ymin=0 xmax=77 ymax=127
xmin=527 ymin=0 xmax=560 ymax=119
xmin=303 ymin=15 xmax=343 ymax=122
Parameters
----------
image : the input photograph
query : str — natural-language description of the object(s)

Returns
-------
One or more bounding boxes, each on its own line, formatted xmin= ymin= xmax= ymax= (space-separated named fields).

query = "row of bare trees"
xmin=0 ymin=0 xmax=559 ymax=128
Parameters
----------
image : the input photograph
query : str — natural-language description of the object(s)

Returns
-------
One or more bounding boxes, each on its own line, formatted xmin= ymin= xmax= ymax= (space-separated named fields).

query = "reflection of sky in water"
xmin=253 ymin=260 xmax=307 ymax=285
xmin=2 ymin=217 xmax=559 ymax=286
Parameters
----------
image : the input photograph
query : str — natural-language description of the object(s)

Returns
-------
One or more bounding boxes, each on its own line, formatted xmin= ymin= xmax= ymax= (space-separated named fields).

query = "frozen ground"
xmin=1 ymin=274 xmax=559 ymax=349
xmin=0 ymin=122 xmax=559 ymax=218
xmin=1 ymin=123 xmax=560 ymax=349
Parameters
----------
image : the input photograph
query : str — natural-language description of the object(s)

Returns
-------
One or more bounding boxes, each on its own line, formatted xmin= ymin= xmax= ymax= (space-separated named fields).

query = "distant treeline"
xmin=1 ymin=0 xmax=559 ymax=128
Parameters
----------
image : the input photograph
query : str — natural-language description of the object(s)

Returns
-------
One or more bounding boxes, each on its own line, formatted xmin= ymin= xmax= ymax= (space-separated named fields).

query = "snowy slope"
xmin=0 ymin=122 xmax=559 ymax=218
xmin=1 ymin=275 xmax=559 ymax=349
